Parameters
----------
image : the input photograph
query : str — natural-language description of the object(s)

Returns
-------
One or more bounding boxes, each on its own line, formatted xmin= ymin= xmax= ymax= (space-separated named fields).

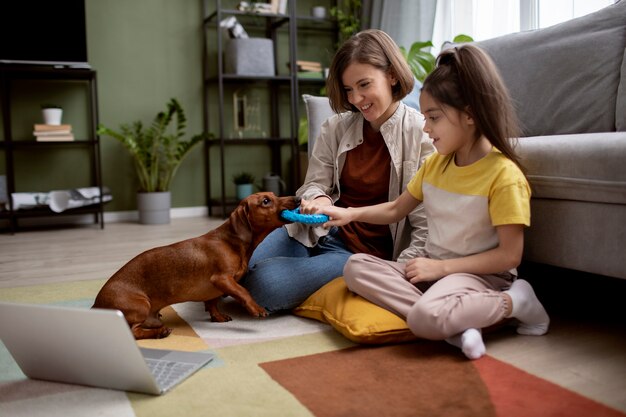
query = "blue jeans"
xmin=240 ymin=226 xmax=353 ymax=313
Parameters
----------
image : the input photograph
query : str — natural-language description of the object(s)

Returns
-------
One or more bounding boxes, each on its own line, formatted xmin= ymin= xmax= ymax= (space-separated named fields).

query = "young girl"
xmin=239 ymin=29 xmax=434 ymax=313
xmin=318 ymin=44 xmax=550 ymax=360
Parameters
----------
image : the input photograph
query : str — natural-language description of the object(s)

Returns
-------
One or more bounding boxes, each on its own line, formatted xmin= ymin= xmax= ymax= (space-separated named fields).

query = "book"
xmin=298 ymin=64 xmax=323 ymax=72
xmin=34 ymin=123 xmax=72 ymax=132
xmin=288 ymin=61 xmax=323 ymax=73
xmin=297 ymin=71 xmax=324 ymax=79
xmin=36 ymin=133 xmax=75 ymax=142
xmin=296 ymin=60 xmax=322 ymax=67
xmin=33 ymin=129 xmax=72 ymax=136
xmin=293 ymin=60 xmax=322 ymax=72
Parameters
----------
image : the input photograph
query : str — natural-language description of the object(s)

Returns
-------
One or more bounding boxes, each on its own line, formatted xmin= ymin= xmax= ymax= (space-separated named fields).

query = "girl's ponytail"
xmin=423 ymin=44 xmax=524 ymax=171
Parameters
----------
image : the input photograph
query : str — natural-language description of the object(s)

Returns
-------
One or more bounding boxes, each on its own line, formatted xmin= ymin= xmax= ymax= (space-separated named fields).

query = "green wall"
xmin=1 ymin=0 xmax=335 ymax=213
xmin=87 ymin=0 xmax=205 ymax=211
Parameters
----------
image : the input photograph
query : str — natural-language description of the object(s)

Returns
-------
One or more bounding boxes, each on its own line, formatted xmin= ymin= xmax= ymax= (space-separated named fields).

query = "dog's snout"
xmin=276 ymin=195 xmax=298 ymax=211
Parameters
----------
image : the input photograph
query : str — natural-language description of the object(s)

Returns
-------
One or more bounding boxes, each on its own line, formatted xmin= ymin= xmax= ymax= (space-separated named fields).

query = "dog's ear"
xmin=230 ymin=198 xmax=253 ymax=240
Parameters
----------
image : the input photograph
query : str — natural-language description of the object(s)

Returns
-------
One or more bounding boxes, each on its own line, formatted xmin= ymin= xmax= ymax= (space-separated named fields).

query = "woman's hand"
xmin=299 ymin=196 xmax=333 ymax=214
xmin=404 ymin=257 xmax=445 ymax=284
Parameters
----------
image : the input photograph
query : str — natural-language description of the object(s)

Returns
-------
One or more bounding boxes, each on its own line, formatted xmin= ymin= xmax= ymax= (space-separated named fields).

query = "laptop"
xmin=0 ymin=301 xmax=215 ymax=395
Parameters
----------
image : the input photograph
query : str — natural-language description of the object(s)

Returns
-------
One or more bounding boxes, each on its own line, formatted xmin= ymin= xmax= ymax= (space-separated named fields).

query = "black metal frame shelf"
xmin=0 ymin=140 xmax=99 ymax=149
xmin=0 ymin=65 xmax=103 ymax=233
xmin=202 ymin=0 xmax=337 ymax=217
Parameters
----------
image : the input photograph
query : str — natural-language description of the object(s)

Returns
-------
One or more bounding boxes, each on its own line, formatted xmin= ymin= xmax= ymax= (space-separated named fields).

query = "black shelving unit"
xmin=0 ymin=65 xmax=103 ymax=233
xmin=202 ymin=0 xmax=335 ymax=217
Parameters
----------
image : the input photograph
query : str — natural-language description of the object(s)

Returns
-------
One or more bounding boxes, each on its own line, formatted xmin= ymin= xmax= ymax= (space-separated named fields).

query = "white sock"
xmin=445 ymin=328 xmax=485 ymax=360
xmin=505 ymin=279 xmax=550 ymax=336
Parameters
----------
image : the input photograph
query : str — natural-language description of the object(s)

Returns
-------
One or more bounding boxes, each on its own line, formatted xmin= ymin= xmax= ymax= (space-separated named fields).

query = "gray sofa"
xmin=303 ymin=1 xmax=626 ymax=280
xmin=476 ymin=0 xmax=626 ymax=280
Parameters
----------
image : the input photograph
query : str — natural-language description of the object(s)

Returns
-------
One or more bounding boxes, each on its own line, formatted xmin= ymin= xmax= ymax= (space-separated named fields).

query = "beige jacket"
xmin=286 ymin=103 xmax=434 ymax=261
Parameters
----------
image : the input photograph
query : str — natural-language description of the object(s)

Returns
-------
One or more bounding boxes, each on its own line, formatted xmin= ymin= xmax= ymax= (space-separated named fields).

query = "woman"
xmin=240 ymin=29 xmax=434 ymax=313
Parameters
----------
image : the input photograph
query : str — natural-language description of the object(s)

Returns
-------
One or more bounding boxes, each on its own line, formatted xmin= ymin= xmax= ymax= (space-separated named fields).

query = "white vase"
xmin=137 ymin=191 xmax=171 ymax=224
xmin=42 ymin=108 xmax=63 ymax=125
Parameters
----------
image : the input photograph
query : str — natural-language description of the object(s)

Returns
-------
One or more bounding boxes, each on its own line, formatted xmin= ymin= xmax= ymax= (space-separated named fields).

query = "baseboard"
xmin=1 ymin=206 xmax=209 ymax=229
xmin=104 ymin=206 xmax=208 ymax=223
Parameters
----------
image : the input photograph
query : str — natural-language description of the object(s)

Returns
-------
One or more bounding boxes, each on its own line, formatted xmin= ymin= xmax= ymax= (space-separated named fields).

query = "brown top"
xmin=336 ymin=122 xmax=393 ymax=260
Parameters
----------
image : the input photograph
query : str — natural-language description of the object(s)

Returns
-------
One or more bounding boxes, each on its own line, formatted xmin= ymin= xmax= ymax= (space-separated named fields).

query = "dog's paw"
xmin=210 ymin=313 xmax=232 ymax=323
xmin=157 ymin=327 xmax=172 ymax=339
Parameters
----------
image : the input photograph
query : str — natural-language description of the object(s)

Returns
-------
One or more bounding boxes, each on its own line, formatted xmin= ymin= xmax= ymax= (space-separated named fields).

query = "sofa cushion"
xmin=302 ymin=94 xmax=336 ymax=159
xmin=517 ymin=132 xmax=626 ymax=204
xmin=476 ymin=1 xmax=626 ymax=136
xmin=617 ymin=48 xmax=626 ymax=131
xmin=293 ymin=277 xmax=417 ymax=344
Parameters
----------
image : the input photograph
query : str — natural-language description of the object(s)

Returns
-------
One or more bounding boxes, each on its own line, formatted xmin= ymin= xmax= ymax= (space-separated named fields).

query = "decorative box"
xmin=224 ymin=38 xmax=275 ymax=76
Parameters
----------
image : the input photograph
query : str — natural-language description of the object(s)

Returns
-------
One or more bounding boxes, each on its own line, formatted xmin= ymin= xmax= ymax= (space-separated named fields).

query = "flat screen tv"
xmin=0 ymin=0 xmax=89 ymax=68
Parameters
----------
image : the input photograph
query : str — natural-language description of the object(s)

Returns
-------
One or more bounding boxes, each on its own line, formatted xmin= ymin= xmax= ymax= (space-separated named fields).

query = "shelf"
xmin=204 ymin=9 xmax=291 ymax=26
xmin=0 ymin=140 xmax=98 ymax=149
xmin=0 ymin=205 xmax=101 ymax=219
xmin=0 ymin=65 xmax=103 ymax=233
xmin=206 ymin=139 xmax=295 ymax=147
xmin=205 ymin=74 xmax=292 ymax=83
xmin=0 ymin=64 xmax=96 ymax=80
xmin=202 ymin=0 xmax=337 ymax=217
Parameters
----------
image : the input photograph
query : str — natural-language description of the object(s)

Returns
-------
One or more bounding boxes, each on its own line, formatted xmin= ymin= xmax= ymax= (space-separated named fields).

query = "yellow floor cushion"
xmin=293 ymin=277 xmax=417 ymax=344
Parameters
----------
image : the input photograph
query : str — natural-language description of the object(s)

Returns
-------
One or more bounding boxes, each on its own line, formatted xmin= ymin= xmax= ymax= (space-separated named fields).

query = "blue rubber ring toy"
xmin=281 ymin=207 xmax=329 ymax=225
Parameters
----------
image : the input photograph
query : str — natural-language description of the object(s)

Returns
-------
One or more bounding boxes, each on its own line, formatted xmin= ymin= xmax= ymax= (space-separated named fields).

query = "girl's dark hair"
xmin=422 ymin=44 xmax=524 ymax=170
xmin=326 ymin=29 xmax=414 ymax=114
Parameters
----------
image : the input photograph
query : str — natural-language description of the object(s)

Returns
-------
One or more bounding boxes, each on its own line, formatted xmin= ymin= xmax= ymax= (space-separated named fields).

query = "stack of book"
xmin=293 ymin=60 xmax=324 ymax=79
xmin=33 ymin=124 xmax=74 ymax=142
xmin=296 ymin=60 xmax=322 ymax=72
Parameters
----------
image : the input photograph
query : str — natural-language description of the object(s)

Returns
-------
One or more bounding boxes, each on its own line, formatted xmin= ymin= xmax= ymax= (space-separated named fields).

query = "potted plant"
xmin=400 ymin=34 xmax=474 ymax=82
xmin=232 ymin=172 xmax=255 ymax=200
xmin=41 ymin=103 xmax=63 ymax=125
xmin=97 ymin=98 xmax=206 ymax=224
xmin=330 ymin=0 xmax=362 ymax=46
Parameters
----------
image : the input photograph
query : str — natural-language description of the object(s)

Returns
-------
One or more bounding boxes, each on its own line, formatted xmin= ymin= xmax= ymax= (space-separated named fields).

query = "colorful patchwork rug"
xmin=1 ymin=279 xmax=624 ymax=417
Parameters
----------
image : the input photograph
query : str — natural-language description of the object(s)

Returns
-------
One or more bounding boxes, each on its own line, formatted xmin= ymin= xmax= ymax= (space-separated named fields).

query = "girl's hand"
xmin=317 ymin=206 xmax=353 ymax=227
xmin=405 ymin=257 xmax=445 ymax=283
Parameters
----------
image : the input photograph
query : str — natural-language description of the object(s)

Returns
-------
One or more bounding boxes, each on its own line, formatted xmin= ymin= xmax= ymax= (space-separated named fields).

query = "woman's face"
xmin=342 ymin=62 xmax=398 ymax=131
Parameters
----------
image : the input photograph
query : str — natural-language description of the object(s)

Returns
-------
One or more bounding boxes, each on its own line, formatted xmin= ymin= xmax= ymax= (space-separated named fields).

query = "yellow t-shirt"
xmin=407 ymin=150 xmax=531 ymax=261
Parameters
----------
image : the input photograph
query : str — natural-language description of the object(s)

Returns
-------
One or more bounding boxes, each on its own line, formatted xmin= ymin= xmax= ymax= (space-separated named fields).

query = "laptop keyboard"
xmin=145 ymin=359 xmax=197 ymax=389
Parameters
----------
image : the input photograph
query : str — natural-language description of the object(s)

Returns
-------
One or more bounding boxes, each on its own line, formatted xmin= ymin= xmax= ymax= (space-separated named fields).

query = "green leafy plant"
xmin=330 ymin=0 xmax=362 ymax=45
xmin=298 ymin=117 xmax=308 ymax=148
xmin=97 ymin=98 xmax=206 ymax=192
xmin=232 ymin=172 xmax=255 ymax=185
xmin=400 ymin=34 xmax=474 ymax=82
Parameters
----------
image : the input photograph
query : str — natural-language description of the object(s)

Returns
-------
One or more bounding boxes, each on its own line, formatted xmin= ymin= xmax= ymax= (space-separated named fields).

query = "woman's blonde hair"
xmin=422 ymin=44 xmax=524 ymax=169
xmin=326 ymin=29 xmax=414 ymax=114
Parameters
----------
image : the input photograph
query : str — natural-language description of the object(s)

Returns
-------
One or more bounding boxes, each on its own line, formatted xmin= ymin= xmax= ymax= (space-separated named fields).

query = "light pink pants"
xmin=343 ymin=253 xmax=514 ymax=340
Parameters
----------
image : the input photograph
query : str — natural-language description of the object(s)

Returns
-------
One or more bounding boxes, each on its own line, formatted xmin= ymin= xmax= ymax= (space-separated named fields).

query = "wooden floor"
xmin=1 ymin=216 xmax=625 ymax=413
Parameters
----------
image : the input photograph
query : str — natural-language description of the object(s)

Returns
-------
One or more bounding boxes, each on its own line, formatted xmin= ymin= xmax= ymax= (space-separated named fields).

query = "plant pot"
xmin=137 ymin=191 xmax=171 ymax=224
xmin=262 ymin=173 xmax=286 ymax=196
xmin=42 ymin=108 xmax=63 ymax=125
xmin=236 ymin=183 xmax=253 ymax=200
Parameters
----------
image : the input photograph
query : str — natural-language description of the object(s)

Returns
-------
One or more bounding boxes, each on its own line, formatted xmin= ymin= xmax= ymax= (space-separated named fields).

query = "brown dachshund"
xmin=92 ymin=192 xmax=297 ymax=339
